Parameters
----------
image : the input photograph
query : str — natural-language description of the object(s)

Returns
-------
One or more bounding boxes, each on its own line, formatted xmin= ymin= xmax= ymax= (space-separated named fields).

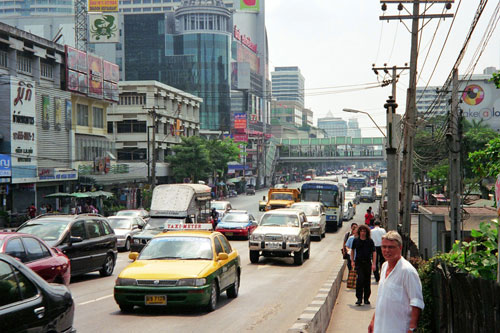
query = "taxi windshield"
xmin=139 ymin=237 xmax=213 ymax=260
xmin=221 ymin=213 xmax=249 ymax=223
xmin=260 ymin=214 xmax=299 ymax=227
xmin=270 ymin=193 xmax=293 ymax=201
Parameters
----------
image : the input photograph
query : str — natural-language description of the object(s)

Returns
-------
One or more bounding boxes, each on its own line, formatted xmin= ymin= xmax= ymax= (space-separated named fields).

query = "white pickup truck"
xmin=248 ymin=209 xmax=311 ymax=265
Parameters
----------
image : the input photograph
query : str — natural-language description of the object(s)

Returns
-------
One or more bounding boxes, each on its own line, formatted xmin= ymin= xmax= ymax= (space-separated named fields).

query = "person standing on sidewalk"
xmin=370 ymin=221 xmax=387 ymax=282
xmin=368 ymin=231 xmax=424 ymax=333
xmin=342 ymin=222 xmax=358 ymax=271
xmin=350 ymin=224 xmax=376 ymax=305
xmin=364 ymin=209 xmax=374 ymax=226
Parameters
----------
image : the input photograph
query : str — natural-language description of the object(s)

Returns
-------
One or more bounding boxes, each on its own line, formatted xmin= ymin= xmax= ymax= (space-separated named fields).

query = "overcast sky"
xmin=265 ymin=0 xmax=500 ymax=136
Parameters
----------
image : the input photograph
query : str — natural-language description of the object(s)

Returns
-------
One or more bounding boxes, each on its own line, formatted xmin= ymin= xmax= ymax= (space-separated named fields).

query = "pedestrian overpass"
xmin=276 ymin=136 xmax=386 ymax=165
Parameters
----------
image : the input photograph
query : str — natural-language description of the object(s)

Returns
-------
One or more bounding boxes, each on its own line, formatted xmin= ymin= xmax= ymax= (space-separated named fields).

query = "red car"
xmin=0 ymin=232 xmax=71 ymax=285
xmin=215 ymin=211 xmax=258 ymax=239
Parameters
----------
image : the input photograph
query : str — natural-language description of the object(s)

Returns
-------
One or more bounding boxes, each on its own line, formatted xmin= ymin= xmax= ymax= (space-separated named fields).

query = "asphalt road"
xmin=70 ymin=184 xmax=376 ymax=333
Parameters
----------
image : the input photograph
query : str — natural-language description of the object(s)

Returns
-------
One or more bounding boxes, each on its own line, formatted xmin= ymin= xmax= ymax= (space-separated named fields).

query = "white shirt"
xmin=370 ymin=227 xmax=387 ymax=247
xmin=374 ymin=257 xmax=425 ymax=333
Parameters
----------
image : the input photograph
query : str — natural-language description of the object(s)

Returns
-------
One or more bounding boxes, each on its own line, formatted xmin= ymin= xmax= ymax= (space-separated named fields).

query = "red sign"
xmin=234 ymin=134 xmax=249 ymax=143
xmin=88 ymin=54 xmax=103 ymax=99
xmin=233 ymin=26 xmax=258 ymax=54
xmin=234 ymin=113 xmax=247 ymax=129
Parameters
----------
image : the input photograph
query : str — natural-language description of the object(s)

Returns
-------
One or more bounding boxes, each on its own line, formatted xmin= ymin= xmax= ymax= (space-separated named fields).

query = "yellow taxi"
xmin=114 ymin=228 xmax=240 ymax=312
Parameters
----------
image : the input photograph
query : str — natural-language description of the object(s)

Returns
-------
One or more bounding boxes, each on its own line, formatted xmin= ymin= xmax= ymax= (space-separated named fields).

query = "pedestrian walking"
xmin=342 ymin=223 xmax=358 ymax=271
xmin=39 ymin=204 xmax=47 ymax=215
xmin=27 ymin=204 xmax=37 ymax=219
xmin=364 ymin=209 xmax=374 ymax=226
xmin=368 ymin=231 xmax=424 ymax=333
xmin=350 ymin=224 xmax=376 ymax=305
xmin=370 ymin=220 xmax=387 ymax=282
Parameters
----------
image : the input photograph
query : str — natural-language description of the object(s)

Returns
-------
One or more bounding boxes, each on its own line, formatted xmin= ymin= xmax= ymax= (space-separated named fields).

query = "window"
xmin=77 ymin=104 xmax=89 ymax=126
xmin=213 ymin=237 xmax=224 ymax=255
xmin=0 ymin=50 xmax=7 ymax=68
xmin=70 ymin=221 xmax=86 ymax=239
xmin=93 ymin=107 xmax=104 ymax=128
xmin=23 ymin=237 xmax=50 ymax=262
xmin=86 ymin=220 xmax=101 ymax=238
xmin=100 ymin=220 xmax=113 ymax=235
xmin=5 ymin=238 xmax=26 ymax=263
xmin=0 ymin=260 xmax=37 ymax=307
xmin=117 ymin=148 xmax=146 ymax=161
xmin=17 ymin=53 xmax=32 ymax=73
xmin=107 ymin=121 xmax=114 ymax=133
xmin=117 ymin=120 xmax=146 ymax=133
xmin=218 ymin=236 xmax=231 ymax=254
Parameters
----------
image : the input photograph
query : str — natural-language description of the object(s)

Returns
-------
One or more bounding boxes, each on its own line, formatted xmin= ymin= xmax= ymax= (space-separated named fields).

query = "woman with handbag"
xmin=344 ymin=223 xmax=358 ymax=289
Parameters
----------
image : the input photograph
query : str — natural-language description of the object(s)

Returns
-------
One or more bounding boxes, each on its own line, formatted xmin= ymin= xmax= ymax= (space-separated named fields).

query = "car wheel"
xmin=99 ymin=254 xmax=115 ymax=277
xmin=119 ymin=304 xmax=134 ymax=313
xmin=205 ymin=280 xmax=219 ymax=312
xmin=124 ymin=238 xmax=131 ymax=252
xmin=249 ymin=250 xmax=260 ymax=264
xmin=294 ymin=248 xmax=304 ymax=265
xmin=226 ymin=272 xmax=240 ymax=299
xmin=304 ymin=242 xmax=310 ymax=260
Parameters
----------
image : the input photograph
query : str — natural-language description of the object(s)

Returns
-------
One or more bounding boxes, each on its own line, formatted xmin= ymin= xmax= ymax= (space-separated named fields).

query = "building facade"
xmin=347 ymin=118 xmax=361 ymax=138
xmin=416 ymin=86 xmax=448 ymax=117
xmin=271 ymin=66 xmax=305 ymax=108
xmin=317 ymin=111 xmax=347 ymax=137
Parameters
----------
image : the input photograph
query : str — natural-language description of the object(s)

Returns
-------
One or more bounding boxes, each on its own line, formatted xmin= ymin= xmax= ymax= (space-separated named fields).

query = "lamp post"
xmin=342 ymin=107 xmax=399 ymax=232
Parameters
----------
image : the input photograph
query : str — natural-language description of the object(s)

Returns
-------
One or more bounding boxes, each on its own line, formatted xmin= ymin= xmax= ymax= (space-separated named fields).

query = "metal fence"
xmin=430 ymin=262 xmax=500 ymax=332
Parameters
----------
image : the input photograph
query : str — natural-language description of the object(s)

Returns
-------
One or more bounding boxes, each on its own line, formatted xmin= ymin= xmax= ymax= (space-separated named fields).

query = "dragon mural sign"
xmin=89 ymin=13 xmax=119 ymax=44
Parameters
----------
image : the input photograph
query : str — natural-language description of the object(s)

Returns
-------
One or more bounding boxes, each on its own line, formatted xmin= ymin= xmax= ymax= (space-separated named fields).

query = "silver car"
xmin=107 ymin=216 xmax=146 ymax=251
xmin=116 ymin=209 xmax=150 ymax=221
xmin=290 ymin=202 xmax=326 ymax=240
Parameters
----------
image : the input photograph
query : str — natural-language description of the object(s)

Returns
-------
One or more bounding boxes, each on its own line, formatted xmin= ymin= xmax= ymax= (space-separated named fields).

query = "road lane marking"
xmin=78 ymin=294 xmax=113 ymax=306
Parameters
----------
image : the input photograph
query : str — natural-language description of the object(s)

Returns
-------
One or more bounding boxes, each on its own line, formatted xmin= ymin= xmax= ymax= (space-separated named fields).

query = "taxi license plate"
xmin=226 ymin=232 xmax=233 ymax=236
xmin=145 ymin=295 xmax=167 ymax=305
xmin=267 ymin=242 xmax=281 ymax=249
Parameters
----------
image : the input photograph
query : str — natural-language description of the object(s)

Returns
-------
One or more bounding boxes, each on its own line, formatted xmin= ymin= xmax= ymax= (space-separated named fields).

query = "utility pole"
xmin=380 ymin=0 xmax=454 ymax=256
xmin=372 ymin=64 xmax=409 ymax=231
xmin=448 ymin=68 xmax=462 ymax=245
xmin=144 ymin=106 xmax=166 ymax=189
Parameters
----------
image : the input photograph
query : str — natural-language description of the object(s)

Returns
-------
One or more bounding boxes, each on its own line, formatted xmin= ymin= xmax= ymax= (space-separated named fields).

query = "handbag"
xmin=347 ymin=269 xmax=357 ymax=289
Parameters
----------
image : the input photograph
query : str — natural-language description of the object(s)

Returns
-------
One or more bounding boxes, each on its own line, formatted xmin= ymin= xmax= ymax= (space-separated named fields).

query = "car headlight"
xmin=115 ymin=278 xmax=137 ymax=286
xmin=177 ymin=278 xmax=206 ymax=287
xmin=285 ymin=235 xmax=301 ymax=242
xmin=250 ymin=233 xmax=264 ymax=241
xmin=133 ymin=238 xmax=141 ymax=244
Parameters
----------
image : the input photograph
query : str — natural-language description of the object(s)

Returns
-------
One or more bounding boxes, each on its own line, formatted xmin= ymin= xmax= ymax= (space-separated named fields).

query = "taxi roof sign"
xmin=163 ymin=223 xmax=213 ymax=231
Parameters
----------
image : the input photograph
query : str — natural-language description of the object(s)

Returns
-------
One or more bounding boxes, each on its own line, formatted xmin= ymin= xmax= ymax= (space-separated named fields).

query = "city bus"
xmin=357 ymin=168 xmax=379 ymax=180
xmin=304 ymin=169 xmax=317 ymax=181
xmin=301 ymin=180 xmax=344 ymax=231
xmin=346 ymin=176 xmax=368 ymax=192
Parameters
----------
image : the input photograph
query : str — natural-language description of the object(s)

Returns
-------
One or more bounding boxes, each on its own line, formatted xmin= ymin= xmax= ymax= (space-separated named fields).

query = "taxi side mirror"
xmin=129 ymin=252 xmax=139 ymax=261
xmin=217 ymin=253 xmax=229 ymax=261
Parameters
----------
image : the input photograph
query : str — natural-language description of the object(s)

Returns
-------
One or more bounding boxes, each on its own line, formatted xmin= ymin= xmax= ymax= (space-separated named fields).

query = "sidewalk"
xmin=326 ymin=268 xmax=378 ymax=332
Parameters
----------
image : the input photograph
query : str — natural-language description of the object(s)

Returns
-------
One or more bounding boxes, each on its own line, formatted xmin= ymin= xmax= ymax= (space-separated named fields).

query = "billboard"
xmin=240 ymin=0 xmax=260 ymax=12
xmin=88 ymin=54 xmax=104 ymax=99
xmin=11 ymin=78 xmax=37 ymax=182
xmin=0 ymin=154 xmax=11 ymax=177
xmin=459 ymin=78 xmax=500 ymax=132
xmin=54 ymin=98 xmax=62 ymax=131
xmin=89 ymin=0 xmax=118 ymax=12
xmin=89 ymin=13 xmax=119 ymax=43
xmin=234 ymin=113 xmax=247 ymax=129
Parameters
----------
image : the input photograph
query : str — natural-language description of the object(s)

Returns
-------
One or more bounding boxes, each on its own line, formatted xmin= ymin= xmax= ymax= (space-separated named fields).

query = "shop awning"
xmin=44 ymin=192 xmax=75 ymax=198
xmin=227 ymin=177 xmax=243 ymax=183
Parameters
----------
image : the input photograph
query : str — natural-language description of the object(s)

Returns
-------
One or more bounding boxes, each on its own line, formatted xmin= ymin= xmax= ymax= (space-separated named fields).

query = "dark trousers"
xmin=355 ymin=260 xmax=372 ymax=301
xmin=373 ymin=246 xmax=384 ymax=282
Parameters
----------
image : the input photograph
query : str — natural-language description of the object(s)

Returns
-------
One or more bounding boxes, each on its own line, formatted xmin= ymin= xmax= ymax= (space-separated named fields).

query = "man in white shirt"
xmin=368 ymin=231 xmax=424 ymax=333
xmin=370 ymin=221 xmax=387 ymax=282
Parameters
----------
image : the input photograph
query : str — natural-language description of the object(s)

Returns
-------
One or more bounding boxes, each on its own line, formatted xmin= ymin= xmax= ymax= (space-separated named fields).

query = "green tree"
xmin=427 ymin=161 xmax=448 ymax=194
xmin=469 ymin=137 xmax=500 ymax=178
xmin=205 ymin=138 xmax=241 ymax=179
xmin=167 ymin=136 xmax=211 ymax=183
xmin=462 ymin=118 xmax=498 ymax=178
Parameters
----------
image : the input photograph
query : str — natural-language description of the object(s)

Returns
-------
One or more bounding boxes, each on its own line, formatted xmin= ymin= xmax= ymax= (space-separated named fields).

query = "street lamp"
xmin=342 ymin=108 xmax=386 ymax=138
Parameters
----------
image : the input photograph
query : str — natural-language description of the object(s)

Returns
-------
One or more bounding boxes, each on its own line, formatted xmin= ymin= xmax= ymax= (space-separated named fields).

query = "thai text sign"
xmin=234 ymin=113 xmax=247 ymax=129
xmin=89 ymin=0 xmax=118 ymax=12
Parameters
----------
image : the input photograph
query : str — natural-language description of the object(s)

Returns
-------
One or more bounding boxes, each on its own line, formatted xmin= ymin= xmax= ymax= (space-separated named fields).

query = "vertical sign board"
xmin=495 ymin=174 xmax=500 ymax=282
xmin=103 ymin=60 xmax=119 ymax=102
xmin=65 ymin=100 xmax=72 ymax=130
xmin=240 ymin=0 xmax=260 ymax=11
xmin=0 ymin=154 xmax=11 ymax=177
xmin=89 ymin=13 xmax=119 ymax=44
xmin=10 ymin=78 xmax=37 ymax=183
xmin=88 ymin=54 xmax=104 ymax=99
xmin=234 ymin=113 xmax=247 ymax=129
xmin=54 ymin=98 xmax=62 ymax=131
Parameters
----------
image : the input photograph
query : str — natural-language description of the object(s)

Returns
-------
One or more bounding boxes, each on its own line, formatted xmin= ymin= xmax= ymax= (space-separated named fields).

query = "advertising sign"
xmin=10 ymin=78 xmax=37 ymax=182
xmin=240 ymin=0 xmax=259 ymax=12
xmin=42 ymin=95 xmax=50 ymax=129
xmin=234 ymin=134 xmax=248 ymax=143
xmin=38 ymin=169 xmax=78 ymax=182
xmin=88 ymin=54 xmax=103 ymax=99
xmin=103 ymin=60 xmax=119 ymax=83
xmin=54 ymin=98 xmax=62 ymax=131
xmin=89 ymin=13 xmax=119 ymax=43
xmin=88 ymin=0 xmax=118 ymax=12
xmin=234 ymin=113 xmax=247 ymax=129
xmin=459 ymin=78 xmax=500 ymax=132
xmin=0 ymin=154 xmax=11 ymax=177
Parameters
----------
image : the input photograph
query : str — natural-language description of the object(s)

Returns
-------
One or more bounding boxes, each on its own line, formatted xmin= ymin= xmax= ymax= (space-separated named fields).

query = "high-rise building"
xmin=416 ymin=86 xmax=449 ymax=117
xmin=271 ymin=66 xmax=305 ymax=108
xmin=317 ymin=111 xmax=347 ymax=137
xmin=347 ymin=118 xmax=361 ymax=138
